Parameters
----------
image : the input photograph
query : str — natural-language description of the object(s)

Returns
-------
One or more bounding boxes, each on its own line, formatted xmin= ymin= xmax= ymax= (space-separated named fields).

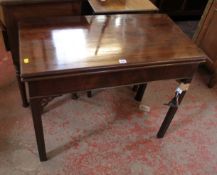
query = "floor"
xmin=1 ymin=21 xmax=217 ymax=175
xmin=176 ymin=20 xmax=199 ymax=38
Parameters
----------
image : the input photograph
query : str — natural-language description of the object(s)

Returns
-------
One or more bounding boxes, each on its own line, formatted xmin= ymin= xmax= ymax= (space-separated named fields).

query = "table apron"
xmin=28 ymin=63 xmax=199 ymax=98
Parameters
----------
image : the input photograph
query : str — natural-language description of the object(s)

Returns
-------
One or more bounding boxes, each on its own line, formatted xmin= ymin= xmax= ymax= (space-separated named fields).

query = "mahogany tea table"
xmin=19 ymin=14 xmax=206 ymax=161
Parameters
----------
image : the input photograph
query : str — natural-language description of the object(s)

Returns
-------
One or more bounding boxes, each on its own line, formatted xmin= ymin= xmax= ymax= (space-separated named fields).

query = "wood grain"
xmin=1 ymin=0 xmax=82 ymax=106
xmin=88 ymin=0 xmax=158 ymax=13
xmin=19 ymin=13 xmax=207 ymax=161
xmin=19 ymin=14 xmax=205 ymax=79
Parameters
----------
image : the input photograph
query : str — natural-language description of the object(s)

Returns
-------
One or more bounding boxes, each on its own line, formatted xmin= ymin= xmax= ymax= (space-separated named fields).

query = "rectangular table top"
xmin=88 ymin=0 xmax=158 ymax=14
xmin=19 ymin=14 xmax=206 ymax=79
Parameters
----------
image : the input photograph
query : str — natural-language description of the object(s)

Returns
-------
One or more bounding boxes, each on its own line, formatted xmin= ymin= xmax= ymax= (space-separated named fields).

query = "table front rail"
xmin=27 ymin=62 xmax=199 ymax=98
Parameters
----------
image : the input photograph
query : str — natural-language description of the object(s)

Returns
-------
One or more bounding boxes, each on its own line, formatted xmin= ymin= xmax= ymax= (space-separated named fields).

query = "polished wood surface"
xmin=0 ymin=0 xmax=157 ymax=107
xmin=20 ymin=14 xmax=205 ymax=79
xmin=19 ymin=14 xmax=206 ymax=161
xmin=1 ymin=0 xmax=83 ymax=107
xmin=88 ymin=0 xmax=158 ymax=13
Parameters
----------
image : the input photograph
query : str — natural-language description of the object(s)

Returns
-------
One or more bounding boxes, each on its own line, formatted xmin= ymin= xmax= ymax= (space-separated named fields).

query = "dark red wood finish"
xmin=1 ymin=0 xmax=83 ymax=107
xmin=0 ymin=0 xmax=158 ymax=107
xmin=19 ymin=14 xmax=206 ymax=161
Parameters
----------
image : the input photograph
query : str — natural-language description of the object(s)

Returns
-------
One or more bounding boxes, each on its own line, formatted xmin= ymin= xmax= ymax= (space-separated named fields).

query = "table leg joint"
xmin=40 ymin=95 xmax=61 ymax=112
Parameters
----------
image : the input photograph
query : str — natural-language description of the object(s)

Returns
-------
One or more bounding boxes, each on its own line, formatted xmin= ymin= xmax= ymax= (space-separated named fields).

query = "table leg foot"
xmin=87 ymin=91 xmax=92 ymax=98
xmin=71 ymin=93 xmax=79 ymax=100
xmin=30 ymin=98 xmax=47 ymax=161
xmin=132 ymin=85 xmax=138 ymax=92
xmin=157 ymin=79 xmax=191 ymax=138
xmin=157 ymin=106 xmax=179 ymax=138
xmin=135 ymin=84 xmax=147 ymax=101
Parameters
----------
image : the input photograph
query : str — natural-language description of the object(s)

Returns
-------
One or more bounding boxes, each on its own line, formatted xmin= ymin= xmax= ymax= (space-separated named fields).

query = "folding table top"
xmin=19 ymin=14 xmax=206 ymax=78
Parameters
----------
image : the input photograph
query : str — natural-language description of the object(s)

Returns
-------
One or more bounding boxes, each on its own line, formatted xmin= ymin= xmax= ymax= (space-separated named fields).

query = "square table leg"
xmin=157 ymin=79 xmax=192 ymax=138
xmin=135 ymin=84 xmax=147 ymax=101
xmin=87 ymin=91 xmax=92 ymax=98
xmin=132 ymin=85 xmax=139 ymax=92
xmin=30 ymin=98 xmax=47 ymax=161
xmin=29 ymin=79 xmax=192 ymax=161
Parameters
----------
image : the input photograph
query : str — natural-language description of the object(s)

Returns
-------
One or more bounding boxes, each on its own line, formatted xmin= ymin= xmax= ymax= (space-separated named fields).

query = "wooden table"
xmin=0 ymin=0 xmax=84 ymax=108
xmin=0 ymin=0 xmax=158 ymax=108
xmin=88 ymin=0 xmax=158 ymax=14
xmin=19 ymin=14 xmax=206 ymax=161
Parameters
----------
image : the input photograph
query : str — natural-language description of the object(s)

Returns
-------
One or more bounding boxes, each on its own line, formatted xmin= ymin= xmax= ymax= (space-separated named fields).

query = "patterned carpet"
xmin=1 ymin=21 xmax=217 ymax=175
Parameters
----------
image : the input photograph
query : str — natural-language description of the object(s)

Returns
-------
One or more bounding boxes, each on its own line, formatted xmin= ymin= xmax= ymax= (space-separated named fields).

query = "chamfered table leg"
xmin=30 ymin=98 xmax=47 ymax=161
xmin=157 ymin=79 xmax=192 ymax=138
xmin=135 ymin=84 xmax=147 ymax=101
